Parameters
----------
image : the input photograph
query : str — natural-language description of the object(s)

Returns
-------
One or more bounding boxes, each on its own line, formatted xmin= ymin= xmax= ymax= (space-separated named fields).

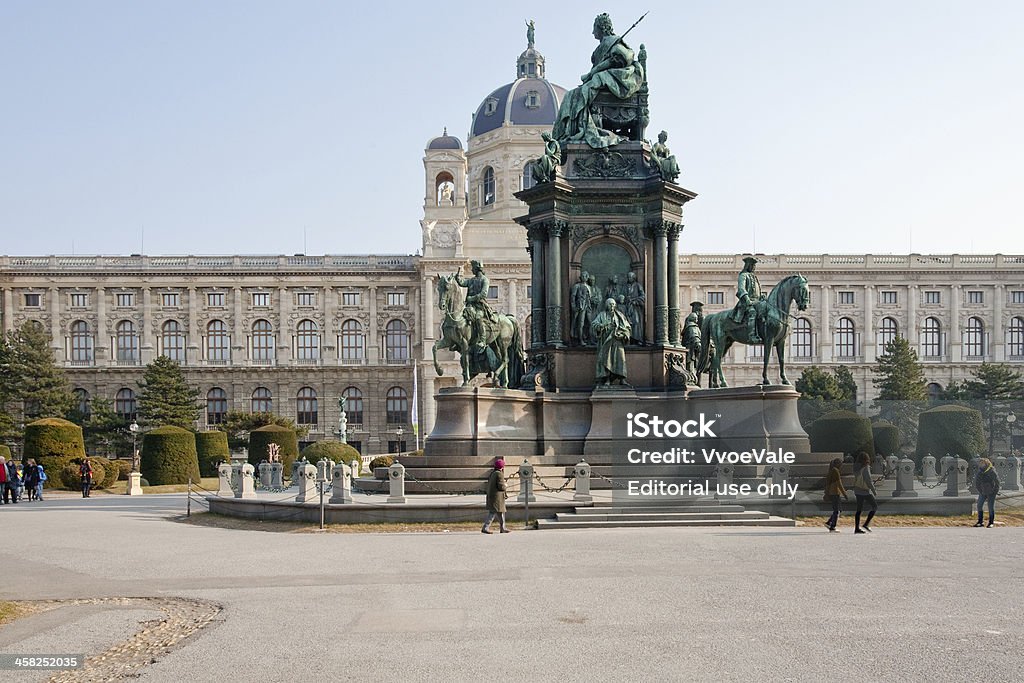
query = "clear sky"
xmin=2 ymin=1 xmax=1022 ymax=256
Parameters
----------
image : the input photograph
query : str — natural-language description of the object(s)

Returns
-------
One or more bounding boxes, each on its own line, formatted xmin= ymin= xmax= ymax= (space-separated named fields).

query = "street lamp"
xmin=1008 ymin=413 xmax=1017 ymax=455
xmin=129 ymin=421 xmax=140 ymax=472
xmin=396 ymin=425 xmax=405 ymax=454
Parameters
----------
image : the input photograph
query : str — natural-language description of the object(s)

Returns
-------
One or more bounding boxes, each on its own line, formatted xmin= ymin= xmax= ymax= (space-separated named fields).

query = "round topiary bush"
xmin=88 ymin=456 xmax=120 ymax=489
xmin=369 ymin=455 xmax=394 ymax=477
xmin=23 ymin=417 xmax=85 ymax=461
xmin=60 ymin=460 xmax=106 ymax=491
xmin=195 ymin=431 xmax=230 ymax=477
xmin=113 ymin=460 xmax=133 ymax=481
xmin=299 ymin=441 xmax=360 ymax=472
xmin=248 ymin=424 xmax=299 ymax=472
xmin=871 ymin=421 xmax=901 ymax=457
xmin=0 ymin=444 xmax=11 ymax=461
xmin=140 ymin=426 xmax=201 ymax=486
xmin=808 ymin=410 xmax=874 ymax=456
xmin=915 ymin=404 xmax=985 ymax=461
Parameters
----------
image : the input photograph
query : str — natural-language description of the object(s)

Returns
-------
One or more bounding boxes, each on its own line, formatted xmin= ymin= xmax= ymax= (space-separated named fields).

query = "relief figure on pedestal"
xmin=571 ymin=270 xmax=593 ymax=345
xmin=623 ymin=271 xmax=645 ymax=344
xmin=651 ymin=130 xmax=680 ymax=182
xmin=682 ymin=301 xmax=703 ymax=380
xmin=531 ymin=132 xmax=561 ymax=184
xmin=592 ymin=297 xmax=631 ymax=386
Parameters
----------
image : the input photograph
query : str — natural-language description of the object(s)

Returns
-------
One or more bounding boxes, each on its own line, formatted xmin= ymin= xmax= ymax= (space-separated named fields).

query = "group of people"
xmin=0 ymin=456 xmax=48 ymax=504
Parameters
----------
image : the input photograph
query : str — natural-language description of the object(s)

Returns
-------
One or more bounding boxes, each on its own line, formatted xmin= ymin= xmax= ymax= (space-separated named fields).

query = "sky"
xmin=1 ymin=0 xmax=1022 ymax=257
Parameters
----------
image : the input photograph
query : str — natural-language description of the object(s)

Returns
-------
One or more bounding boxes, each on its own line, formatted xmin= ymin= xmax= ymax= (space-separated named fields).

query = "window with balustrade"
xmin=791 ymin=318 xmax=812 ymax=358
xmin=342 ymin=387 xmax=363 ymax=425
xmin=385 ymin=320 xmax=409 ymax=362
xmin=252 ymin=320 xmax=274 ymax=363
xmin=70 ymin=320 xmax=94 ymax=364
xmin=206 ymin=388 xmax=227 ymax=425
xmin=386 ymin=386 xmax=409 ymax=424
xmin=296 ymin=320 xmax=320 ymax=360
xmin=922 ymin=317 xmax=942 ymax=358
xmin=115 ymin=388 xmax=137 ymax=421
xmin=296 ymin=387 xmax=318 ymax=426
xmin=161 ymin=320 xmax=185 ymax=362
xmin=340 ymin=319 xmax=364 ymax=361
xmin=251 ymin=387 xmax=272 ymax=413
xmin=834 ymin=318 xmax=856 ymax=358
xmin=73 ymin=388 xmax=91 ymax=418
xmin=1009 ymin=317 xmax=1024 ymax=358
xmin=116 ymin=321 xmax=139 ymax=364
xmin=879 ymin=317 xmax=898 ymax=354
xmin=206 ymin=320 xmax=230 ymax=362
xmin=964 ymin=317 xmax=985 ymax=358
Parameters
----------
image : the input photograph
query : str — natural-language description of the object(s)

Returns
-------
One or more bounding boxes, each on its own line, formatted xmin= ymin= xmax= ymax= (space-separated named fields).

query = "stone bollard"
xmin=944 ymin=458 xmax=970 ymax=497
xmin=236 ymin=463 xmax=256 ymax=499
xmin=217 ymin=463 xmax=233 ymax=497
xmin=290 ymin=460 xmax=303 ymax=488
xmin=126 ymin=471 xmax=144 ymax=496
xmin=573 ymin=460 xmax=592 ymax=503
xmin=387 ymin=462 xmax=406 ymax=504
xmin=295 ymin=463 xmax=318 ymax=503
xmin=893 ymin=458 xmax=918 ymax=497
xmin=330 ymin=462 xmax=353 ymax=504
xmin=997 ymin=456 xmax=1020 ymax=491
xmin=269 ymin=462 xmax=283 ymax=488
xmin=715 ymin=464 xmax=735 ymax=500
xmin=771 ymin=464 xmax=790 ymax=498
xmin=871 ymin=455 xmax=886 ymax=476
xmin=350 ymin=459 xmax=361 ymax=477
xmin=316 ymin=459 xmax=331 ymax=484
xmin=518 ymin=459 xmax=536 ymax=503
xmin=920 ymin=455 xmax=938 ymax=485
xmin=230 ymin=462 xmax=243 ymax=492
xmin=940 ymin=456 xmax=955 ymax=485
xmin=258 ymin=461 xmax=271 ymax=488
xmin=885 ymin=455 xmax=899 ymax=479
xmin=967 ymin=457 xmax=981 ymax=494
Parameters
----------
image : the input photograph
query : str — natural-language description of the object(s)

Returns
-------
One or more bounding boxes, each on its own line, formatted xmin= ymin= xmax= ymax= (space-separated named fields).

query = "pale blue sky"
xmin=2 ymin=1 xmax=1022 ymax=256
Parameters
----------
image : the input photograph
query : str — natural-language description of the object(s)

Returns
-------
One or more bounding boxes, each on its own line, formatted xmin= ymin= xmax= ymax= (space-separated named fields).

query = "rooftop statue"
xmin=526 ymin=19 xmax=535 ymax=48
xmin=551 ymin=13 xmax=647 ymax=149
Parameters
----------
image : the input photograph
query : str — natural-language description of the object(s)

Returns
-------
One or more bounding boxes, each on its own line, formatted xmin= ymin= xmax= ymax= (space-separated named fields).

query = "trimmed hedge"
xmin=0 ymin=445 xmax=10 ymax=461
xmin=23 ymin=417 xmax=85 ymax=461
xmin=871 ymin=421 xmax=901 ymax=457
xmin=113 ymin=460 xmax=133 ymax=481
xmin=195 ymin=431 xmax=230 ymax=477
xmin=369 ymin=455 xmax=394 ymax=476
xmin=248 ymin=424 xmax=299 ymax=472
xmin=915 ymin=404 xmax=985 ymax=461
xmin=60 ymin=461 xmax=106 ymax=491
xmin=141 ymin=426 xmax=201 ymax=486
xmin=808 ymin=410 xmax=874 ymax=456
xmin=91 ymin=457 xmax=121 ymax=489
xmin=299 ymin=441 xmax=361 ymax=473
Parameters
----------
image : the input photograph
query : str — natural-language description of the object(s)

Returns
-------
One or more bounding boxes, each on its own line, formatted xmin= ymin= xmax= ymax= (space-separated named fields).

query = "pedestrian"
xmin=2 ymin=457 xmax=18 ymax=504
xmin=824 ymin=457 xmax=847 ymax=532
xmin=974 ymin=457 xmax=1000 ymax=528
xmin=35 ymin=464 xmax=47 ymax=501
xmin=0 ymin=455 xmax=8 ymax=504
xmin=482 ymin=458 xmax=510 ymax=534
xmin=23 ymin=459 xmax=39 ymax=502
xmin=853 ymin=451 xmax=877 ymax=534
xmin=80 ymin=457 xmax=94 ymax=498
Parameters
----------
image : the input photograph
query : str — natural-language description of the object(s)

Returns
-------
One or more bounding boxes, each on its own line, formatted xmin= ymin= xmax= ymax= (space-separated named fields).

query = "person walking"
xmin=0 ymin=456 xmax=8 ymax=504
xmin=853 ymin=452 xmax=877 ymax=534
xmin=824 ymin=458 xmax=848 ymax=532
xmin=35 ymin=464 xmax=47 ymax=502
xmin=23 ymin=460 xmax=39 ymax=502
xmin=974 ymin=458 xmax=1000 ymax=528
xmin=80 ymin=457 xmax=94 ymax=498
xmin=2 ymin=457 xmax=18 ymax=504
xmin=482 ymin=458 xmax=510 ymax=534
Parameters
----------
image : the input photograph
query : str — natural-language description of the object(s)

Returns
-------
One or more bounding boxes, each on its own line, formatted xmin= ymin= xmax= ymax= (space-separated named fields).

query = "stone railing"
xmin=678 ymin=254 xmax=1024 ymax=271
xmin=0 ymin=254 xmax=417 ymax=271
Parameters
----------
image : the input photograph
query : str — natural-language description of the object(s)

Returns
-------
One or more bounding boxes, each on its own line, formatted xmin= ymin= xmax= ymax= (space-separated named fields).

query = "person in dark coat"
xmin=22 ymin=459 xmax=40 ymax=501
xmin=80 ymin=457 xmax=94 ymax=498
xmin=974 ymin=458 xmax=1000 ymax=528
xmin=852 ymin=451 xmax=877 ymax=534
xmin=823 ymin=458 xmax=848 ymax=532
xmin=482 ymin=458 xmax=510 ymax=534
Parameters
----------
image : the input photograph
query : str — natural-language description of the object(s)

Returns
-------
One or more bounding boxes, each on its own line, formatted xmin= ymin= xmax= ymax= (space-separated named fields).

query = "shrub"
xmin=0 ymin=445 xmax=10 ymax=461
xmin=60 ymin=461 xmax=106 ymax=491
xmin=140 ymin=426 xmax=201 ymax=486
xmin=299 ymin=441 xmax=360 ymax=472
xmin=113 ymin=460 xmax=133 ymax=481
xmin=23 ymin=417 xmax=85 ymax=461
xmin=248 ymin=424 xmax=299 ymax=472
xmin=808 ymin=410 xmax=874 ymax=456
xmin=195 ymin=431 xmax=230 ymax=477
xmin=871 ymin=421 xmax=901 ymax=456
xmin=38 ymin=456 xmax=76 ymax=489
xmin=89 ymin=457 xmax=120 ymax=489
xmin=915 ymin=404 xmax=985 ymax=461
xmin=369 ymin=455 xmax=394 ymax=477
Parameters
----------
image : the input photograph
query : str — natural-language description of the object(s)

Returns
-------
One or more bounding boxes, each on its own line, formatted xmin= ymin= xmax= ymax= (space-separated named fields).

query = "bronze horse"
xmin=432 ymin=274 xmax=525 ymax=388
xmin=697 ymin=274 xmax=809 ymax=387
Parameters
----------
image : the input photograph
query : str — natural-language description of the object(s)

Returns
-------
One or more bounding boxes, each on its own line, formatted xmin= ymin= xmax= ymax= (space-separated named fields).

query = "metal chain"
xmin=591 ymin=471 xmax=629 ymax=490
xmin=532 ymin=472 xmax=575 ymax=493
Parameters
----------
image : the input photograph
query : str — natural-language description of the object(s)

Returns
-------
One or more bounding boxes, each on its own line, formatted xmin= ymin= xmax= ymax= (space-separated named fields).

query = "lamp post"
xmin=129 ymin=421 xmax=140 ymax=472
xmin=1008 ymin=413 xmax=1017 ymax=455
xmin=396 ymin=425 xmax=405 ymax=454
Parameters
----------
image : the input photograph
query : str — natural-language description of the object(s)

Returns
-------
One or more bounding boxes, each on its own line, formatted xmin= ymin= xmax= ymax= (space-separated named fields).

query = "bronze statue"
xmin=623 ymin=271 xmax=645 ymax=344
xmin=682 ymin=301 xmax=703 ymax=380
xmin=526 ymin=19 xmax=535 ymax=48
xmin=530 ymin=132 xmax=561 ymax=184
xmin=592 ymin=297 xmax=631 ymax=386
xmin=604 ymin=274 xmax=623 ymax=304
xmin=454 ymin=260 xmax=496 ymax=349
xmin=731 ymin=256 xmax=763 ymax=344
xmin=571 ymin=270 xmax=593 ymax=345
xmin=586 ymin=274 xmax=599 ymax=336
xmin=651 ymin=130 xmax=680 ymax=182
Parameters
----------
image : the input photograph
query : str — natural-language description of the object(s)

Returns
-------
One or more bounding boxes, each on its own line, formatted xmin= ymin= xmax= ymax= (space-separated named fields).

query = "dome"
xmin=427 ymin=128 xmax=463 ymax=150
xmin=471 ymin=78 xmax=566 ymax=138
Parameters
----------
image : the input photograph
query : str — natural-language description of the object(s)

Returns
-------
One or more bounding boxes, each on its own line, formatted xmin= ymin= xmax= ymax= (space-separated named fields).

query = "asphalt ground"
xmin=0 ymin=494 xmax=1021 ymax=682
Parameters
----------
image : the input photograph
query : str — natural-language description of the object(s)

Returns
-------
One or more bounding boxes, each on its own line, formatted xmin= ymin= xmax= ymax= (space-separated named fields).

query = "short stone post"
xmin=290 ymin=459 xmax=304 ymax=488
xmin=871 ymin=455 xmax=886 ymax=476
xmin=217 ymin=463 xmax=233 ymax=497
xmin=258 ymin=461 xmax=271 ymax=488
xmin=573 ymin=460 xmax=592 ymax=503
xmin=771 ymin=464 xmax=790 ymax=498
xmin=885 ymin=455 xmax=899 ymax=479
xmin=350 ymin=459 xmax=361 ymax=478
xmin=920 ymin=455 xmax=938 ymax=485
xmin=316 ymin=459 xmax=331 ymax=484
xmin=269 ymin=462 xmax=283 ymax=488
xmin=230 ymin=462 xmax=243 ymax=492
xmin=715 ymin=464 xmax=735 ymax=500
xmin=387 ymin=462 xmax=406 ymax=504
xmin=967 ymin=457 xmax=981 ymax=494
xmin=893 ymin=458 xmax=918 ymax=497
xmin=126 ymin=471 xmax=143 ymax=496
xmin=295 ymin=463 xmax=317 ymax=503
xmin=518 ymin=459 xmax=535 ymax=503
xmin=997 ymin=456 xmax=1020 ymax=491
xmin=944 ymin=457 xmax=970 ymax=497
xmin=330 ymin=462 xmax=353 ymax=504
xmin=236 ymin=463 xmax=256 ymax=499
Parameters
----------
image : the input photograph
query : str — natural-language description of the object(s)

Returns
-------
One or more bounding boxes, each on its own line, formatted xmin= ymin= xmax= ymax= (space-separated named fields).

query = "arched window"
xmin=385 ymin=319 xmax=409 ymax=362
xmin=296 ymin=387 xmax=318 ymax=426
xmin=161 ymin=320 xmax=185 ymax=363
xmin=206 ymin=388 xmax=227 ymax=425
xmin=296 ymin=320 xmax=320 ymax=360
xmin=878 ymin=317 xmax=898 ymax=354
xmin=435 ymin=172 xmax=455 ymax=206
xmin=115 ymin=388 xmax=136 ymax=421
xmin=927 ymin=382 xmax=943 ymax=402
xmin=386 ymin=386 xmax=409 ymax=424
xmin=73 ymin=388 xmax=90 ymax=418
xmin=340 ymin=319 xmax=364 ymax=362
xmin=207 ymin=320 xmax=230 ymax=362
xmin=922 ymin=317 xmax=941 ymax=358
xmin=834 ymin=317 xmax=855 ymax=359
xmin=522 ymin=163 xmax=536 ymax=191
xmin=251 ymin=387 xmax=272 ymax=413
xmin=342 ymin=386 xmax=363 ymax=425
xmin=481 ymin=166 xmax=495 ymax=206
xmin=70 ymin=320 xmax=94 ymax=363
xmin=791 ymin=318 xmax=812 ymax=358
xmin=1009 ymin=317 xmax=1024 ymax=358
xmin=252 ymin=319 xmax=274 ymax=362
xmin=116 ymin=320 xmax=139 ymax=364
xmin=964 ymin=317 xmax=985 ymax=358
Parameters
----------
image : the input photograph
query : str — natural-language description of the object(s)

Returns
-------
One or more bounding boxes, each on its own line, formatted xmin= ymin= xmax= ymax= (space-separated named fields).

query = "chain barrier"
xmin=402 ymin=469 xmax=471 ymax=497
xmin=532 ymin=472 xmax=575 ymax=493
xmin=591 ymin=470 xmax=629 ymax=490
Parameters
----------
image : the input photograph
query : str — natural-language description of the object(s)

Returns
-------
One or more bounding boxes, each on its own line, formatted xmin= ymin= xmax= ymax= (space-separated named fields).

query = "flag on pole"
xmin=411 ymin=361 xmax=419 ymax=438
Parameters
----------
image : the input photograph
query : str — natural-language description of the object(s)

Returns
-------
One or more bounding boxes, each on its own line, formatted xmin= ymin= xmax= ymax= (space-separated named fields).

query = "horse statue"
xmin=432 ymin=274 xmax=526 ymax=388
xmin=696 ymin=274 xmax=809 ymax=387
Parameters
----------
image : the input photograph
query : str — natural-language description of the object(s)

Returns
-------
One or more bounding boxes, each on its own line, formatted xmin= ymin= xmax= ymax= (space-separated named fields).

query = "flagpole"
xmin=412 ymin=359 xmax=421 ymax=451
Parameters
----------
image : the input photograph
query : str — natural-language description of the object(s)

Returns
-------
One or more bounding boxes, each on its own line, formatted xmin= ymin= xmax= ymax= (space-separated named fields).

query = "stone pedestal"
xmin=944 ymin=458 xmax=970 ymax=497
xmin=920 ymin=456 xmax=938 ymax=484
xmin=295 ymin=463 xmax=317 ymax=503
xmin=573 ymin=460 xmax=592 ymax=503
xmin=236 ymin=463 xmax=256 ymax=499
xmin=258 ymin=462 xmax=271 ymax=488
xmin=330 ymin=463 xmax=353 ymax=504
xmin=269 ymin=463 xmax=284 ymax=489
xmin=997 ymin=456 xmax=1020 ymax=491
xmin=892 ymin=458 xmax=918 ymax=497
xmin=125 ymin=472 xmax=143 ymax=496
xmin=387 ymin=462 xmax=406 ymax=504
xmin=217 ymin=464 xmax=233 ymax=497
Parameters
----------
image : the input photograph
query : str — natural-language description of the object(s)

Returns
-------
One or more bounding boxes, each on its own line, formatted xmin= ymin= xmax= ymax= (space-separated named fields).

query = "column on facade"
xmin=278 ymin=286 xmax=291 ymax=364
xmin=863 ymin=284 xmax=874 ymax=362
xmin=993 ymin=284 xmax=1004 ymax=361
xmin=421 ymin=276 xmax=435 ymax=351
xmin=950 ymin=284 xmax=960 ymax=362
xmin=233 ymin=286 xmax=244 ymax=364
xmin=421 ymin=373 xmax=437 ymax=440
xmin=141 ymin=287 xmax=153 ymax=363
xmin=187 ymin=287 xmax=199 ymax=364
xmin=1 ymin=288 xmax=12 ymax=334
xmin=906 ymin=284 xmax=918 ymax=349
xmin=652 ymin=222 xmax=669 ymax=345
xmin=507 ymin=277 xmax=517 ymax=321
xmin=49 ymin=286 xmax=62 ymax=362
xmin=819 ymin=284 xmax=832 ymax=362
xmin=324 ymin=285 xmax=337 ymax=366
xmin=95 ymin=286 xmax=107 ymax=363
xmin=667 ymin=224 xmax=681 ymax=345
xmin=528 ymin=225 xmax=546 ymax=348
xmin=367 ymin=286 xmax=379 ymax=363
xmin=545 ymin=222 xmax=564 ymax=346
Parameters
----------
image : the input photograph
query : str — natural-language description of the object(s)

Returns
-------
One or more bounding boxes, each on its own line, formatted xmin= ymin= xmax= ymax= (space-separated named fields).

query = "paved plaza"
xmin=1 ymin=494 xmax=1022 ymax=682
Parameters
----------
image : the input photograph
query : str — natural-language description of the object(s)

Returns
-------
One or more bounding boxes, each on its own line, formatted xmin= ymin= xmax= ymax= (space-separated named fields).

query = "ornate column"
xmin=667 ymin=224 xmax=682 ymax=345
xmin=950 ymin=284 xmax=961 ymax=362
xmin=863 ymin=284 xmax=874 ymax=361
xmin=233 ymin=286 xmax=244 ymax=364
xmin=906 ymin=284 xmax=919 ymax=348
xmin=96 ymin=286 xmax=108 ymax=362
xmin=507 ymin=277 xmax=518 ymax=321
xmin=819 ymin=284 xmax=832 ymax=362
xmin=187 ymin=286 xmax=199 ymax=364
xmin=993 ymin=284 xmax=1004 ymax=361
xmin=141 ymin=287 xmax=153 ymax=363
xmin=49 ymin=286 xmax=62 ymax=362
xmin=1 ymin=288 xmax=12 ymax=334
xmin=278 ymin=285 xmax=292 ymax=364
xmin=422 ymin=275 xmax=435 ymax=349
xmin=652 ymin=221 xmax=669 ymax=345
xmin=367 ymin=285 xmax=379 ymax=363
xmin=545 ymin=221 xmax=565 ymax=346
xmin=528 ymin=224 xmax=546 ymax=348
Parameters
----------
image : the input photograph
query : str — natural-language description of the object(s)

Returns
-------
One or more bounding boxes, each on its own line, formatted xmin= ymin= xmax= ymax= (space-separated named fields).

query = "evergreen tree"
xmin=961 ymin=363 xmax=1024 ymax=456
xmin=795 ymin=366 xmax=857 ymax=427
xmin=0 ymin=334 xmax=18 ymax=441
xmin=217 ymin=410 xmax=309 ymax=451
xmin=872 ymin=336 xmax=928 ymax=451
xmin=137 ymin=356 xmax=200 ymax=429
xmin=69 ymin=397 xmax=132 ymax=458
xmin=0 ymin=322 xmax=73 ymax=440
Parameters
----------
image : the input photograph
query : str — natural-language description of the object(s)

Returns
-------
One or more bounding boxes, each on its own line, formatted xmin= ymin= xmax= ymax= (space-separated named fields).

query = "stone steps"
xmin=537 ymin=505 xmax=795 ymax=530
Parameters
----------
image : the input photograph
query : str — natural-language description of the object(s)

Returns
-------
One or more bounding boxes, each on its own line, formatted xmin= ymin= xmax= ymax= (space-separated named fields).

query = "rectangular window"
xmin=967 ymin=290 xmax=983 ymax=304
xmin=251 ymin=292 xmax=270 ymax=307
xmin=706 ymin=291 xmax=724 ymax=306
xmin=880 ymin=291 xmax=897 ymax=305
xmin=1012 ymin=291 xmax=1024 ymax=304
xmin=838 ymin=291 xmax=854 ymax=305
xmin=24 ymin=293 xmax=41 ymax=307
xmin=342 ymin=292 xmax=360 ymax=306
xmin=488 ymin=286 xmax=498 ymax=299
xmin=116 ymin=292 xmax=134 ymax=307
xmin=70 ymin=293 xmax=88 ymax=307
xmin=296 ymin=292 xmax=315 ymax=307
xmin=207 ymin=292 xmax=224 ymax=307
xmin=161 ymin=292 xmax=179 ymax=307
xmin=924 ymin=291 xmax=940 ymax=304
xmin=386 ymin=291 xmax=406 ymax=306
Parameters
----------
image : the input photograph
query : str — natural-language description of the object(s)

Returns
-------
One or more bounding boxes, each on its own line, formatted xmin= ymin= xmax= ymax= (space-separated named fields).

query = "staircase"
xmin=536 ymin=501 xmax=794 ymax=530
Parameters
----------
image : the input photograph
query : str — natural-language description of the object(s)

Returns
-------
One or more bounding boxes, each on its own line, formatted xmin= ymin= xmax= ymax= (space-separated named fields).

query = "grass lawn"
xmin=0 ymin=601 xmax=41 ymax=626
xmin=180 ymin=512 xmax=533 ymax=534
xmin=100 ymin=477 xmax=220 ymax=495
